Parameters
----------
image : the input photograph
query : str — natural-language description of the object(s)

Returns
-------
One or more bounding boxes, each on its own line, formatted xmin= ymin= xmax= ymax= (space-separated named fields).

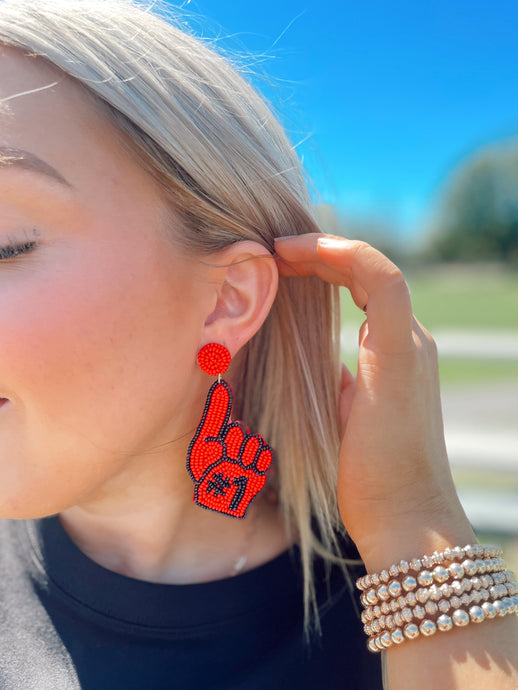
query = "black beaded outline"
xmin=186 ymin=380 xmax=233 ymax=483
xmin=186 ymin=379 xmax=275 ymax=519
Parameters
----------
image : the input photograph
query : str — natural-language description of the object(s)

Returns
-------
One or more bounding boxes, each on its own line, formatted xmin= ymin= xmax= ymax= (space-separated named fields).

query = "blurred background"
xmin=175 ymin=0 xmax=518 ymax=570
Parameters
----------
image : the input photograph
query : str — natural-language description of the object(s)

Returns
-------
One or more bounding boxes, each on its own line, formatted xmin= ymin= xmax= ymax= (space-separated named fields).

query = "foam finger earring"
xmin=186 ymin=343 xmax=275 ymax=519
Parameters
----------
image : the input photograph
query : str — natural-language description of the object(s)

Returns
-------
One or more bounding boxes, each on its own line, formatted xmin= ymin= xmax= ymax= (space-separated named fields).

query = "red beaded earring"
xmin=186 ymin=343 xmax=274 ymax=519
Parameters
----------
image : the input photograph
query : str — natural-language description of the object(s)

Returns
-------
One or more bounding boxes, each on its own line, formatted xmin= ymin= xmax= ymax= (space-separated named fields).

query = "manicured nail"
xmin=317 ymin=236 xmax=347 ymax=248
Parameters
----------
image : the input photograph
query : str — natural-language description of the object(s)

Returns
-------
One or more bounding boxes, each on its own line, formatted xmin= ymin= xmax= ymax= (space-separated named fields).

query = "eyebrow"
xmin=0 ymin=145 xmax=72 ymax=188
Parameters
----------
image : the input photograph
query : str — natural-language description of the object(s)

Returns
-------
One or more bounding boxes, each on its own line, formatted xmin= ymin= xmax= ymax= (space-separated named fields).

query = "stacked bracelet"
xmin=356 ymin=544 xmax=503 ymax=592
xmin=355 ymin=544 xmax=518 ymax=653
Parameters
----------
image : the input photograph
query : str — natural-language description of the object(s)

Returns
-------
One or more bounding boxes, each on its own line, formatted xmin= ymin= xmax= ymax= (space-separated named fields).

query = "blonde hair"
xmin=0 ymin=0 xmax=362 ymax=637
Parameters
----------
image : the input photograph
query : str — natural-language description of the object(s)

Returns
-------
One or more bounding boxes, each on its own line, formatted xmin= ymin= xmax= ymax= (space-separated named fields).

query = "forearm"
xmin=381 ymin=614 xmax=518 ymax=690
xmin=360 ymin=514 xmax=518 ymax=689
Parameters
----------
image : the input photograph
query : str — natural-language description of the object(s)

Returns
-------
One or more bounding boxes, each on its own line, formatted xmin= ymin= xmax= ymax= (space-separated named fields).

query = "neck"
xmin=59 ymin=455 xmax=292 ymax=584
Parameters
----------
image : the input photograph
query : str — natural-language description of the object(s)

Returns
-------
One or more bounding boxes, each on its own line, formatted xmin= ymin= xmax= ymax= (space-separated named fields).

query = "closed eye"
xmin=0 ymin=240 xmax=38 ymax=260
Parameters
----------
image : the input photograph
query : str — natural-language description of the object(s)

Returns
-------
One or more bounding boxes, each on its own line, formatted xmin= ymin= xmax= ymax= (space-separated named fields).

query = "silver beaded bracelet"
xmin=355 ymin=544 xmax=517 ymax=654
xmin=359 ymin=557 xmax=508 ymax=608
xmin=361 ymin=571 xmax=516 ymax=624
xmin=356 ymin=544 xmax=503 ymax=592
xmin=363 ymin=577 xmax=518 ymax=637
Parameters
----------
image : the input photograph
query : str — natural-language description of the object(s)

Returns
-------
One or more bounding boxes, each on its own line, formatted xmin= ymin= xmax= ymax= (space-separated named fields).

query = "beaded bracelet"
xmin=356 ymin=544 xmax=503 ymax=592
xmin=359 ymin=558 xmax=508 ymax=608
xmin=355 ymin=544 xmax=517 ymax=653
xmin=367 ymin=595 xmax=518 ymax=653
xmin=361 ymin=572 xmax=516 ymax=625
xmin=363 ymin=578 xmax=518 ymax=636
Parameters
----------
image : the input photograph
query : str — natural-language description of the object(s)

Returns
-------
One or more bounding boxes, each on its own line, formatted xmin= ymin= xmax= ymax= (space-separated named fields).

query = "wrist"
xmin=358 ymin=511 xmax=477 ymax=575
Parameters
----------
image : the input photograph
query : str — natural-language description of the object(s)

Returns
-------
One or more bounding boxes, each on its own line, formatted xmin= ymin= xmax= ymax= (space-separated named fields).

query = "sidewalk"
xmin=441 ymin=380 xmax=518 ymax=534
xmin=441 ymin=380 xmax=518 ymax=469
xmin=341 ymin=326 xmax=518 ymax=361
xmin=434 ymin=329 xmax=518 ymax=360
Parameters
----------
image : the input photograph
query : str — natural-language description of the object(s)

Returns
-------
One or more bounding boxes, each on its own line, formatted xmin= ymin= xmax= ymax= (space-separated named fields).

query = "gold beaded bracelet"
xmin=363 ymin=577 xmax=518 ymax=637
xmin=355 ymin=544 xmax=518 ymax=654
xmin=367 ymin=595 xmax=517 ymax=653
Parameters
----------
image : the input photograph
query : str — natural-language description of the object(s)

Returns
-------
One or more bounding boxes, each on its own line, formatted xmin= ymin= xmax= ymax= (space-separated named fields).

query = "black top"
xmin=0 ymin=516 xmax=382 ymax=689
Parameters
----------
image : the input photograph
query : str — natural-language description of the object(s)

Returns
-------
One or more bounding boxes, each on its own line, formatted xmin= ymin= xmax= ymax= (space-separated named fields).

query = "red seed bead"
xmin=197 ymin=343 xmax=232 ymax=377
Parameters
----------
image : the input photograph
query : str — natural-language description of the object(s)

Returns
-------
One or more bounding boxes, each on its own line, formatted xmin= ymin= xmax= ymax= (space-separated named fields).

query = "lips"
xmin=0 ymin=398 xmax=9 ymax=407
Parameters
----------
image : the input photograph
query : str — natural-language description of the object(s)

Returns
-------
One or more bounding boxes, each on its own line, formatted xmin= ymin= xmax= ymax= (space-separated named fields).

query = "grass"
xmin=437 ymin=358 xmax=518 ymax=385
xmin=342 ymin=354 xmax=518 ymax=386
xmin=451 ymin=468 xmax=518 ymax=492
xmin=340 ymin=264 xmax=518 ymax=385
xmin=402 ymin=264 xmax=518 ymax=331
xmin=340 ymin=264 xmax=518 ymax=331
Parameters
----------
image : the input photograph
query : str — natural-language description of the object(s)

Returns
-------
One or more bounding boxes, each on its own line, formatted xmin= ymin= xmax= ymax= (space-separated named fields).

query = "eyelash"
xmin=0 ymin=239 xmax=39 ymax=260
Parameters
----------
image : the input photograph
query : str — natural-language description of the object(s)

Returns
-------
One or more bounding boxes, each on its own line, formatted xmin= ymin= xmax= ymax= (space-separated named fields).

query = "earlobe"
xmin=201 ymin=241 xmax=278 ymax=355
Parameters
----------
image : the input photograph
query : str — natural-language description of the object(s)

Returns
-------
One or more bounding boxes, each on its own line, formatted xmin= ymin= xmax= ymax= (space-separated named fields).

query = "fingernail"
xmin=317 ymin=236 xmax=347 ymax=248
xmin=274 ymin=235 xmax=298 ymax=242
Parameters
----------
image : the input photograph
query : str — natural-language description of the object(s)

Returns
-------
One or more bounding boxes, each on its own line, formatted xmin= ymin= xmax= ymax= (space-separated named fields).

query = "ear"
xmin=201 ymin=241 xmax=278 ymax=357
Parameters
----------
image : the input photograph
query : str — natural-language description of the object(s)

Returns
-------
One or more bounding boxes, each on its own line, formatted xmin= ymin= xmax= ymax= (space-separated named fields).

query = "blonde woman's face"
xmin=0 ymin=48 xmax=213 ymax=517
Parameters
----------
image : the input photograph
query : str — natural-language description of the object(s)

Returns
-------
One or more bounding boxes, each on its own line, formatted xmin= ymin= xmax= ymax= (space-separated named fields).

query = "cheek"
xmin=0 ymin=244 xmax=201 ymax=516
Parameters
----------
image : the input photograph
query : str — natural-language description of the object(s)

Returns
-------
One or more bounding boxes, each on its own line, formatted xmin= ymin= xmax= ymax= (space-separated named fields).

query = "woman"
xmin=0 ymin=0 xmax=516 ymax=688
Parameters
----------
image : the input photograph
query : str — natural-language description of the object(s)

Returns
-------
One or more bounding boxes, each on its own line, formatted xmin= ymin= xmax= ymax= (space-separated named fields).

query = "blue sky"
xmin=171 ymin=0 xmax=518 ymax=239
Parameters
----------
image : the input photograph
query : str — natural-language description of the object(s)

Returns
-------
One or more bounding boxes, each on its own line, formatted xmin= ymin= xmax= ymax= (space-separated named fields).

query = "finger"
xmin=339 ymin=362 xmax=356 ymax=436
xmin=241 ymin=435 xmax=260 ymax=467
xmin=276 ymin=254 xmax=369 ymax=306
xmin=196 ymin=380 xmax=233 ymax=441
xmin=275 ymin=234 xmax=414 ymax=353
xmin=225 ymin=423 xmax=245 ymax=460
xmin=275 ymin=234 xmax=368 ymax=310
xmin=340 ymin=361 xmax=355 ymax=394
xmin=256 ymin=447 xmax=273 ymax=473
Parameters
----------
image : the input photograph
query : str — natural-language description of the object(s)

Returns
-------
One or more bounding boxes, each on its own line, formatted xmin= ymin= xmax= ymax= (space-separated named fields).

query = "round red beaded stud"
xmin=197 ymin=343 xmax=231 ymax=377
xmin=188 ymin=341 xmax=274 ymax=518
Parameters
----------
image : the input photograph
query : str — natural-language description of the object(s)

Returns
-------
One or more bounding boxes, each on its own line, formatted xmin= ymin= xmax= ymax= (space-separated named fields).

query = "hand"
xmin=274 ymin=234 xmax=471 ymax=568
xmin=187 ymin=380 xmax=273 ymax=518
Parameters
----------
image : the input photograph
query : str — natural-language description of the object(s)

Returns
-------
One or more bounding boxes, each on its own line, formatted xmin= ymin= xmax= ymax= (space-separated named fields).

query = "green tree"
xmin=426 ymin=140 xmax=518 ymax=265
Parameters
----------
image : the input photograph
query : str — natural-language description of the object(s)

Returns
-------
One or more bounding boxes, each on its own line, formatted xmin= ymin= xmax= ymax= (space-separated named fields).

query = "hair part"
xmin=0 ymin=0 xmax=363 ymax=638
